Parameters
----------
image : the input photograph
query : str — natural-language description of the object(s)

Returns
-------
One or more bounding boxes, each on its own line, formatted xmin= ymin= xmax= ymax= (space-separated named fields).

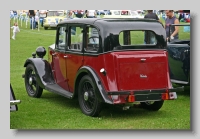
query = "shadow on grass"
xmin=44 ymin=28 xmax=57 ymax=30
xmin=99 ymin=103 xmax=169 ymax=119
xmin=39 ymin=91 xmax=171 ymax=119
xmin=40 ymin=91 xmax=80 ymax=109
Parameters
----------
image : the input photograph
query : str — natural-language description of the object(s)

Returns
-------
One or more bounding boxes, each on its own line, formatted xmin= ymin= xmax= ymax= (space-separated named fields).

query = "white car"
xmin=136 ymin=10 xmax=145 ymax=14
xmin=43 ymin=10 xmax=67 ymax=30
xmin=103 ymin=10 xmax=144 ymax=18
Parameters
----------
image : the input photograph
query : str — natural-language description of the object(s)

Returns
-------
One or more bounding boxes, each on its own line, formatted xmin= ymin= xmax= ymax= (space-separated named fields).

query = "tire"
xmin=140 ymin=100 xmax=164 ymax=111
xmin=24 ymin=64 xmax=43 ymax=98
xmin=78 ymin=75 xmax=102 ymax=117
xmin=44 ymin=27 xmax=48 ymax=30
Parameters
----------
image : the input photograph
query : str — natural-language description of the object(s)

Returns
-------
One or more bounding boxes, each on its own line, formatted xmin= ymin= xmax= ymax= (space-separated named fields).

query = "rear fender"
xmin=23 ymin=58 xmax=55 ymax=89
xmin=74 ymin=66 xmax=113 ymax=104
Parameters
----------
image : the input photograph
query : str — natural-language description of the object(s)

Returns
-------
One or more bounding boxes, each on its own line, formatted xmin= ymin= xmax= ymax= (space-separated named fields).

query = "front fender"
xmin=75 ymin=66 xmax=113 ymax=104
xmin=23 ymin=58 xmax=55 ymax=88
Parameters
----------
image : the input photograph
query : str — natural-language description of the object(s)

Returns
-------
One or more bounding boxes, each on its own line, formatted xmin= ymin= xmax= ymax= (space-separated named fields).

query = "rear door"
xmin=65 ymin=24 xmax=84 ymax=92
xmin=52 ymin=25 xmax=70 ymax=91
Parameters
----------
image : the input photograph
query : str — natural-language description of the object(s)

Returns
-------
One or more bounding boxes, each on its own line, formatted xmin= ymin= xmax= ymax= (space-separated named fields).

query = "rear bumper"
xmin=107 ymin=86 xmax=184 ymax=95
xmin=43 ymin=24 xmax=57 ymax=28
xmin=107 ymin=86 xmax=184 ymax=103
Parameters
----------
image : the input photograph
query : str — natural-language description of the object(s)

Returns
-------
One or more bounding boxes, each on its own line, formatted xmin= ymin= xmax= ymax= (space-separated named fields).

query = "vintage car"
xmin=103 ymin=10 xmax=144 ymax=18
xmin=43 ymin=10 xmax=66 ymax=30
xmin=167 ymin=23 xmax=190 ymax=86
xmin=10 ymin=84 xmax=21 ymax=112
xmin=22 ymin=18 xmax=184 ymax=117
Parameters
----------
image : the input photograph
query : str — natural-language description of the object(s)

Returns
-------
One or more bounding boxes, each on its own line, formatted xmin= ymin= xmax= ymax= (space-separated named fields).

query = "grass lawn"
xmin=10 ymin=18 xmax=190 ymax=129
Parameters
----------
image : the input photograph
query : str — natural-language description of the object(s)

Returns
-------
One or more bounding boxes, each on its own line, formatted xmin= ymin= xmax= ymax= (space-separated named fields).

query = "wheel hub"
xmin=84 ymin=91 xmax=89 ymax=101
xmin=29 ymin=77 xmax=33 ymax=85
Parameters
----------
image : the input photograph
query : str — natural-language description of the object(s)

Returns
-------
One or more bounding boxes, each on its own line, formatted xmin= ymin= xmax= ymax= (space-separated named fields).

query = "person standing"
xmin=66 ymin=10 xmax=73 ymax=19
xmin=28 ymin=10 xmax=36 ymax=29
xmin=144 ymin=10 xmax=162 ymax=23
xmin=165 ymin=10 xmax=179 ymax=41
xmin=86 ymin=10 xmax=96 ymax=18
xmin=76 ymin=10 xmax=84 ymax=18
xmin=144 ymin=10 xmax=162 ymax=44
xmin=11 ymin=22 xmax=20 ymax=40
xmin=39 ymin=10 xmax=48 ymax=27
xmin=35 ymin=10 xmax=39 ymax=28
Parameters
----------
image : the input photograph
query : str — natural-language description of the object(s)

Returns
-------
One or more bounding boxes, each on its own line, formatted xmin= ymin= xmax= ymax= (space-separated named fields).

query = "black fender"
xmin=74 ymin=66 xmax=113 ymax=104
xmin=23 ymin=58 xmax=55 ymax=89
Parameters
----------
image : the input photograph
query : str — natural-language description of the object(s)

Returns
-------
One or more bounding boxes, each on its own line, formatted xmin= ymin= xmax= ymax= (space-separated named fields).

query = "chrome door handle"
xmin=52 ymin=53 xmax=57 ymax=56
xmin=64 ymin=55 xmax=68 ymax=58
xmin=141 ymin=58 xmax=146 ymax=62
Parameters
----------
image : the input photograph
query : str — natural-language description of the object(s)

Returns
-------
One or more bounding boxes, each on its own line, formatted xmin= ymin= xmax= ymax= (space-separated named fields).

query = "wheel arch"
xmin=24 ymin=58 xmax=55 ymax=89
xmin=74 ymin=66 xmax=113 ymax=104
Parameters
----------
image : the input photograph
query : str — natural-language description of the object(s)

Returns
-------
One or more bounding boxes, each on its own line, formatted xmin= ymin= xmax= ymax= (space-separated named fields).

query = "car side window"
xmin=68 ymin=26 xmax=83 ymax=51
xmin=57 ymin=26 xmax=67 ymax=50
xmin=85 ymin=26 xmax=99 ymax=53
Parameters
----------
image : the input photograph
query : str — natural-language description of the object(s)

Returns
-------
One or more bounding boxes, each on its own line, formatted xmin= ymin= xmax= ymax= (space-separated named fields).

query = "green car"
xmin=43 ymin=10 xmax=67 ymax=30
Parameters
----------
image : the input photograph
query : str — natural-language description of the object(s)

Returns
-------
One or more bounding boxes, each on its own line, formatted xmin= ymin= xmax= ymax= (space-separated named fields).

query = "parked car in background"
xmin=22 ymin=18 xmax=184 ymax=117
xmin=103 ymin=10 xmax=144 ymax=18
xmin=136 ymin=10 xmax=145 ymax=14
xmin=167 ymin=23 xmax=190 ymax=86
xmin=96 ymin=10 xmax=111 ymax=15
xmin=10 ymin=84 xmax=21 ymax=112
xmin=43 ymin=10 xmax=66 ymax=30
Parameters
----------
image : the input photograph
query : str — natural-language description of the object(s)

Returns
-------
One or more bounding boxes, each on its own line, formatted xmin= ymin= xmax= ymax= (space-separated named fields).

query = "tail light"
xmin=162 ymin=93 xmax=169 ymax=100
xmin=128 ymin=95 xmax=135 ymax=102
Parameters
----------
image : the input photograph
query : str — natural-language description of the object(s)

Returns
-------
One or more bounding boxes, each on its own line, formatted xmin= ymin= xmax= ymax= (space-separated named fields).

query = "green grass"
xmin=10 ymin=18 xmax=190 ymax=129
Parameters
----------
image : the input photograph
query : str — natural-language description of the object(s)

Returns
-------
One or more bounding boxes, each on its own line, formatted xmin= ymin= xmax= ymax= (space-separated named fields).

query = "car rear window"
xmin=119 ymin=30 xmax=157 ymax=46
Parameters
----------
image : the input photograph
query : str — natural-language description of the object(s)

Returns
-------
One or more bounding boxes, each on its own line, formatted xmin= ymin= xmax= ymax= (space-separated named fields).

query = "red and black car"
xmin=22 ymin=18 xmax=184 ymax=117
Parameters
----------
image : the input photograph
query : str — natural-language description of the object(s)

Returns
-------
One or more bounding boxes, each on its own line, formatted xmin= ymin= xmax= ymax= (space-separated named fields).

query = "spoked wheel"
xmin=78 ymin=75 xmax=102 ymax=117
xmin=24 ymin=64 xmax=43 ymax=98
xmin=140 ymin=100 xmax=164 ymax=111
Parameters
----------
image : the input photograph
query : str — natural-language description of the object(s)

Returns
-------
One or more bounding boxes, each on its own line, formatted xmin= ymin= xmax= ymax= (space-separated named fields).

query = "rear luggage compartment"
xmin=113 ymin=50 xmax=169 ymax=91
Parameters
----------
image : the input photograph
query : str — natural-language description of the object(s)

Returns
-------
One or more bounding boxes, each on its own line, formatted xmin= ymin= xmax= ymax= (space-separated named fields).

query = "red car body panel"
xmin=65 ymin=53 xmax=83 ymax=92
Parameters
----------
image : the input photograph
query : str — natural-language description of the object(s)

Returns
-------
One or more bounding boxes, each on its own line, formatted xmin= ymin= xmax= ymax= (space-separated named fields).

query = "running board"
xmin=45 ymin=84 xmax=73 ymax=99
